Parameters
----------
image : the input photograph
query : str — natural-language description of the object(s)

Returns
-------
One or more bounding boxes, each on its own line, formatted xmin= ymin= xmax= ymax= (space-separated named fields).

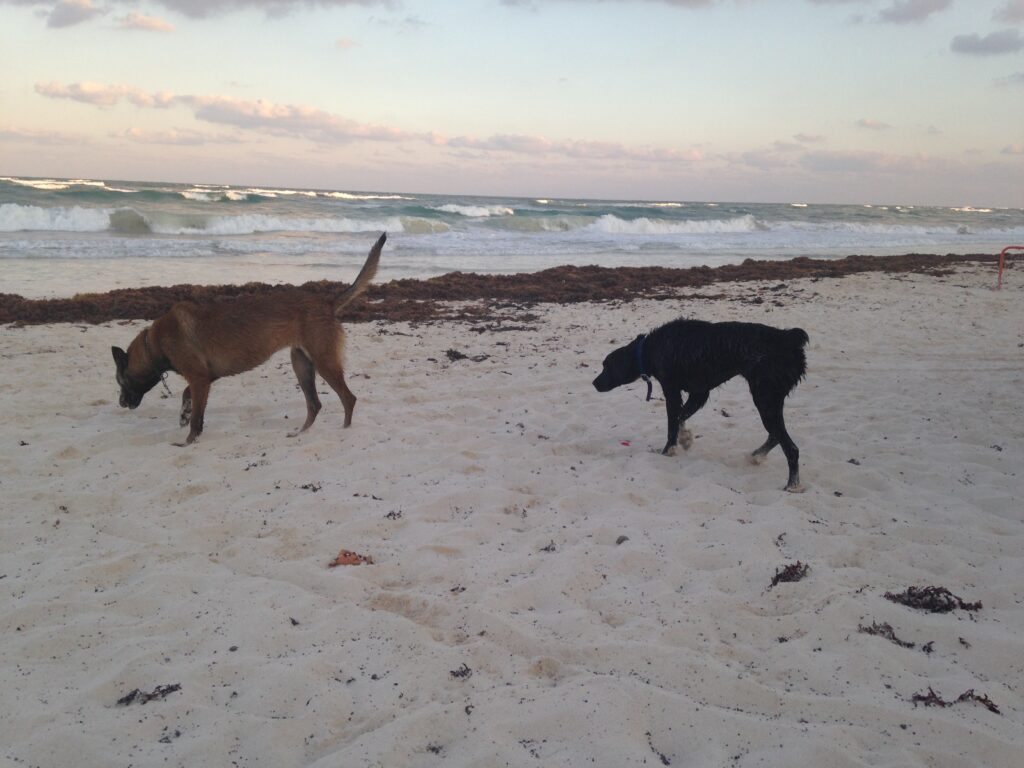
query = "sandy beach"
xmin=1 ymin=260 xmax=1022 ymax=767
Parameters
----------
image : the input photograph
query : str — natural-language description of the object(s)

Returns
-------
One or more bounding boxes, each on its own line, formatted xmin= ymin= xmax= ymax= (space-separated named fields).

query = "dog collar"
xmin=635 ymin=334 xmax=653 ymax=402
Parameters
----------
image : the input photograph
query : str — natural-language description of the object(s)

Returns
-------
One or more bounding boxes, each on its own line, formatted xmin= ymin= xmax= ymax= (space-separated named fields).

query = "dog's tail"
xmin=787 ymin=327 xmax=810 ymax=348
xmin=333 ymin=232 xmax=386 ymax=318
xmin=786 ymin=327 xmax=810 ymax=387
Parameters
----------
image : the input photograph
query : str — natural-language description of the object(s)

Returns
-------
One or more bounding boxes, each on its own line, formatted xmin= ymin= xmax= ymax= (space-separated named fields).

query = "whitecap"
xmin=432 ymin=204 xmax=514 ymax=217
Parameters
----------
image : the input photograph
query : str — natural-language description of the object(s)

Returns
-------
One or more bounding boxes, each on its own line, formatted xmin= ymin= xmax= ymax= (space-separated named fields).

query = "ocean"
xmin=2 ymin=175 xmax=1022 ymax=299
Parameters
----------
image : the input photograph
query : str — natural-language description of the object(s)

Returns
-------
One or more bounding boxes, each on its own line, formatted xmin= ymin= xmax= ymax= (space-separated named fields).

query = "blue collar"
xmin=635 ymin=334 xmax=653 ymax=401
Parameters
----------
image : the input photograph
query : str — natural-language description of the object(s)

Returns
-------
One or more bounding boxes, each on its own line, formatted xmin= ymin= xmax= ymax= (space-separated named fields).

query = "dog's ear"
xmin=111 ymin=346 xmax=128 ymax=370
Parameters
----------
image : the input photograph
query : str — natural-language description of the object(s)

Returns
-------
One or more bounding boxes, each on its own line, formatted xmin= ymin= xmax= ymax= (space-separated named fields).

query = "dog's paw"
xmin=784 ymin=483 xmax=806 ymax=494
xmin=748 ymin=451 xmax=768 ymax=466
xmin=662 ymin=444 xmax=679 ymax=457
xmin=679 ymin=429 xmax=693 ymax=450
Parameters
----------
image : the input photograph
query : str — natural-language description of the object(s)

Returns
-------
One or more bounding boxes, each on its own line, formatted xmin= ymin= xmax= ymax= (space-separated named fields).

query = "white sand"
xmin=1 ymin=264 xmax=1022 ymax=767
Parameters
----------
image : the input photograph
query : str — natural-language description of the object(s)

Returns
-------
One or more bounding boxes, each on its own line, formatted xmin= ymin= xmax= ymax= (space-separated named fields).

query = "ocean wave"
xmin=321 ymin=191 xmax=415 ymax=201
xmin=587 ymin=214 xmax=761 ymax=235
xmin=0 ymin=203 xmax=110 ymax=232
xmin=149 ymin=213 xmax=406 ymax=236
xmin=432 ymin=203 xmax=515 ymax=217
xmin=180 ymin=189 xmax=268 ymax=203
xmin=1 ymin=176 xmax=134 ymax=193
xmin=0 ymin=204 xmax=410 ymax=235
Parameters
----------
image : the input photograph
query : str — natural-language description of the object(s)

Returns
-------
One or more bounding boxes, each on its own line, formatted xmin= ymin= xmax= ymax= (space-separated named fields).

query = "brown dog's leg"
xmin=179 ymin=385 xmax=192 ymax=427
xmin=315 ymin=359 xmax=357 ymax=427
xmin=288 ymin=348 xmax=322 ymax=437
xmin=175 ymin=378 xmax=210 ymax=446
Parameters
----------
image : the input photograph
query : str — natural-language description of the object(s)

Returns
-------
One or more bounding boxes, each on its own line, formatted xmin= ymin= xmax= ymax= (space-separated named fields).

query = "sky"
xmin=1 ymin=0 xmax=1022 ymax=205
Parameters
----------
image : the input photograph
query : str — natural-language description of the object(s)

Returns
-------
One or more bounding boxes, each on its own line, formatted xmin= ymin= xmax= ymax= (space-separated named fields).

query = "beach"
xmin=1 ymin=259 xmax=1023 ymax=767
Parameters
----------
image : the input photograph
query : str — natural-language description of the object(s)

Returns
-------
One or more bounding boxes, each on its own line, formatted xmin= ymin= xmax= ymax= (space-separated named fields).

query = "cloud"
xmin=117 ymin=127 xmax=242 ymax=145
xmin=336 ymin=37 xmax=359 ymax=50
xmin=1002 ymin=143 xmax=1024 ymax=155
xmin=35 ymin=80 xmax=703 ymax=164
xmin=993 ymin=0 xmax=1024 ymax=23
xmin=47 ymin=0 xmax=100 ymax=27
xmin=994 ymin=71 xmax=1024 ymax=86
xmin=117 ymin=12 xmax=175 ymax=31
xmin=0 ymin=125 xmax=91 ymax=144
xmin=445 ymin=133 xmax=703 ymax=162
xmin=3 ymin=0 xmax=392 ymax=24
xmin=739 ymin=148 xmax=798 ymax=169
xmin=35 ymin=81 xmax=176 ymax=108
xmin=878 ymin=0 xmax=951 ymax=24
xmin=179 ymin=95 xmax=427 ymax=143
xmin=951 ymin=29 xmax=1024 ymax=56
xmin=856 ymin=118 xmax=891 ymax=130
xmin=794 ymin=133 xmax=826 ymax=143
xmin=150 ymin=0 xmax=389 ymax=18
xmin=500 ymin=0 xmax=714 ymax=7
xmin=800 ymin=149 xmax=953 ymax=174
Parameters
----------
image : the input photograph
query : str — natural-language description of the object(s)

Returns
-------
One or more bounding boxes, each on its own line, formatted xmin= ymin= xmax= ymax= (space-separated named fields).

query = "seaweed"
xmin=116 ymin=683 xmax=181 ymax=706
xmin=858 ymin=621 xmax=915 ymax=649
xmin=911 ymin=687 xmax=1000 ymax=715
xmin=884 ymin=586 xmax=981 ymax=613
xmin=450 ymin=663 xmax=473 ymax=680
xmin=769 ymin=561 xmax=809 ymax=589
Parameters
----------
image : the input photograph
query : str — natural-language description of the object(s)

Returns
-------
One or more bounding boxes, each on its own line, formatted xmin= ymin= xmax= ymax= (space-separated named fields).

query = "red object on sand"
xmin=620 ymin=441 xmax=631 ymax=446
xmin=328 ymin=549 xmax=374 ymax=567
xmin=997 ymin=246 xmax=1023 ymax=290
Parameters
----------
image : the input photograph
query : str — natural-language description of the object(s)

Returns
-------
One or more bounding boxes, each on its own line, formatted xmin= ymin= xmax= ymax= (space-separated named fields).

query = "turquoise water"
xmin=2 ymin=175 xmax=1021 ymax=297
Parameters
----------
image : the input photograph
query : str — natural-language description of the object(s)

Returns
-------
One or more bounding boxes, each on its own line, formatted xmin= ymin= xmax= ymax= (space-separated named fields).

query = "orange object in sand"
xmin=328 ymin=549 xmax=374 ymax=567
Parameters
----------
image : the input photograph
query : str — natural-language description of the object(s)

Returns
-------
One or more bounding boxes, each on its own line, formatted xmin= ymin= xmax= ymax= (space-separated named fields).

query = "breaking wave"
xmin=432 ymin=203 xmax=515 ymax=217
xmin=0 ymin=204 xmax=413 ymax=235
xmin=587 ymin=214 xmax=762 ymax=235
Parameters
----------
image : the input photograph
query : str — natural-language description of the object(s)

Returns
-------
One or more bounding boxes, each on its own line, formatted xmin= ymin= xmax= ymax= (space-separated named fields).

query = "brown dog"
xmin=112 ymin=232 xmax=386 ymax=445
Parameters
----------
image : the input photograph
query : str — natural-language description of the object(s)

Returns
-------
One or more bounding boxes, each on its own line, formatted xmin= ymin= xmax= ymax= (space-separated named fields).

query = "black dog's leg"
xmin=661 ymin=386 xmax=683 ymax=455
xmin=749 ymin=434 xmax=778 ymax=463
xmin=677 ymin=390 xmax=709 ymax=450
xmin=752 ymin=393 xmax=803 ymax=492
xmin=179 ymin=386 xmax=192 ymax=427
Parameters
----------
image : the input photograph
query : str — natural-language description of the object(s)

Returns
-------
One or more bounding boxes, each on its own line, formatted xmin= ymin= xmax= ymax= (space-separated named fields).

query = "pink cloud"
xmin=117 ymin=127 xmax=242 ymax=145
xmin=35 ymin=81 xmax=176 ymax=108
xmin=35 ymin=80 xmax=703 ymax=164
xmin=0 ymin=125 xmax=92 ymax=144
xmin=118 ymin=12 xmax=175 ymax=32
xmin=856 ymin=118 xmax=891 ymax=130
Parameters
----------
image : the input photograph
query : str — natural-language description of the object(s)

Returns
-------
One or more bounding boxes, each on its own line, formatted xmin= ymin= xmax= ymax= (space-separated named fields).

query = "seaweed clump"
xmin=769 ymin=561 xmax=810 ymax=589
xmin=884 ymin=586 xmax=982 ymax=613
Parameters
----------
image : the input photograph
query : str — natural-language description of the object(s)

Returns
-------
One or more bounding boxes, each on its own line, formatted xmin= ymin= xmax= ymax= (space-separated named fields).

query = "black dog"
xmin=593 ymin=319 xmax=809 ymax=492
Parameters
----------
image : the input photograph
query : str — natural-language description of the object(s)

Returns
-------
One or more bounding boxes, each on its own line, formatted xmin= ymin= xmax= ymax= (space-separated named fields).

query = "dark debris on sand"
xmin=884 ymin=586 xmax=982 ymax=613
xmin=116 ymin=683 xmax=181 ymax=706
xmin=0 ymin=252 xmax=1005 ymax=326
xmin=858 ymin=621 xmax=915 ymax=649
xmin=769 ymin=561 xmax=810 ymax=589
xmin=911 ymin=686 xmax=1001 ymax=715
